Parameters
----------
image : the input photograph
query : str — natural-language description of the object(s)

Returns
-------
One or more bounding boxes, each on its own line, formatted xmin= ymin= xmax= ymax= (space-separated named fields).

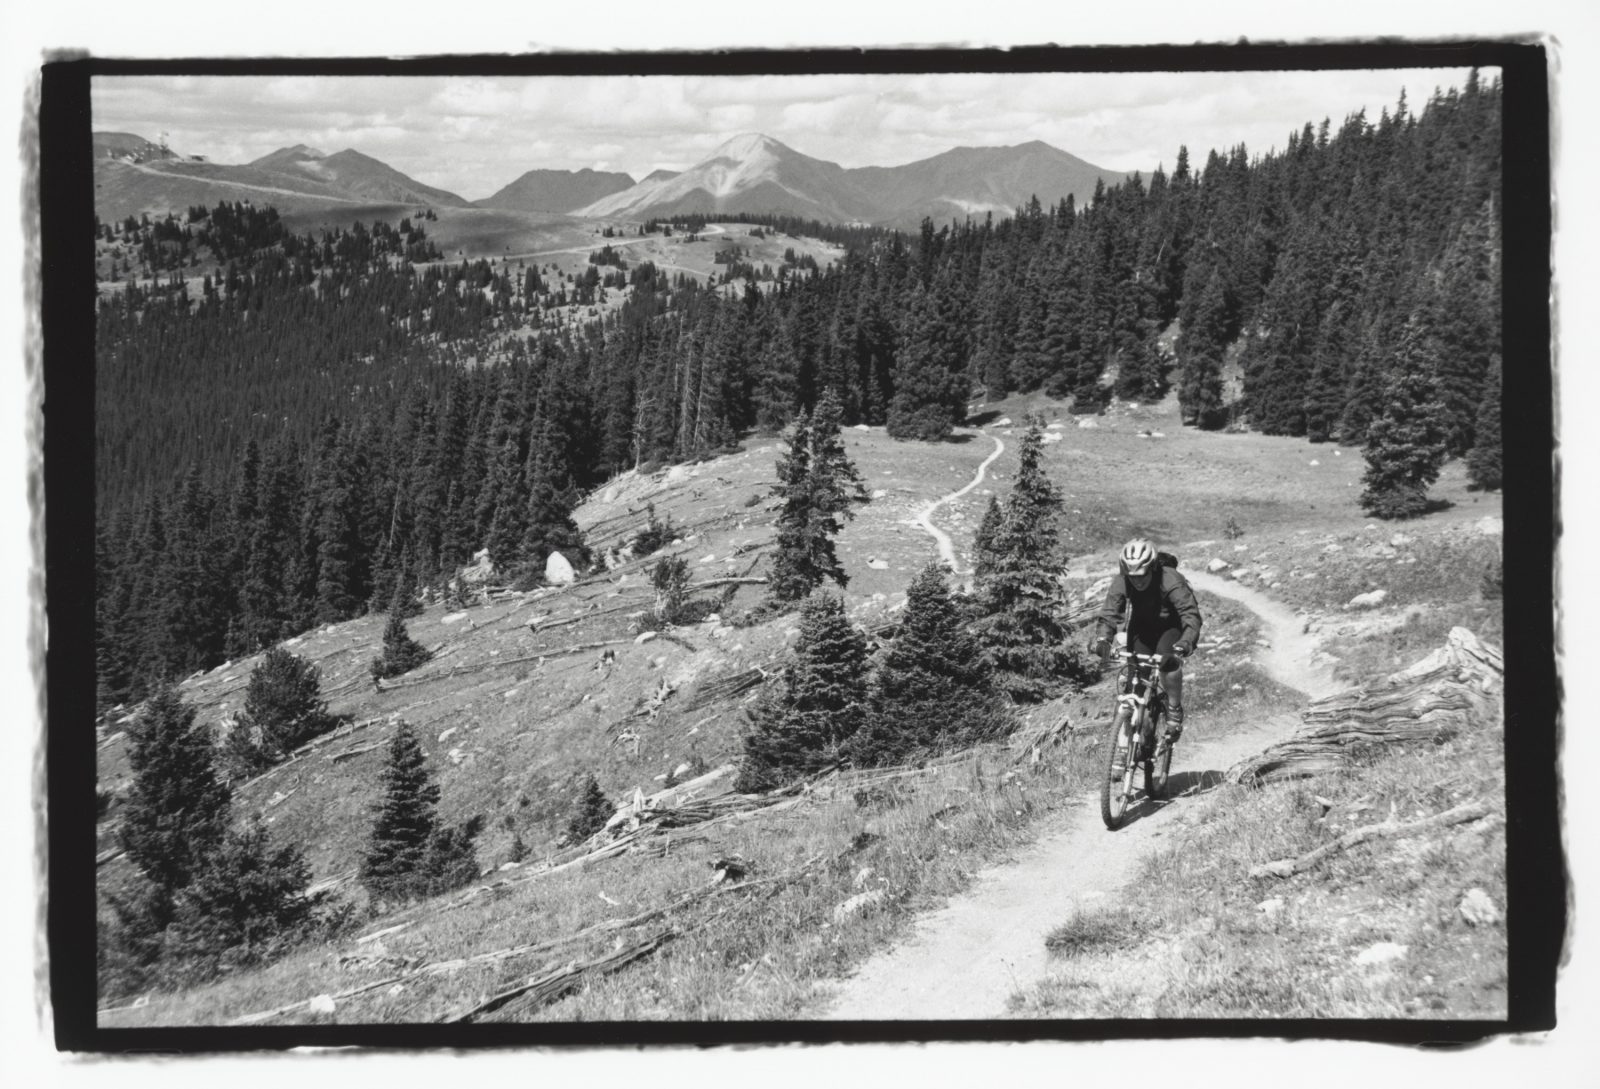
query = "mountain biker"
xmin=1087 ymin=538 xmax=1203 ymax=739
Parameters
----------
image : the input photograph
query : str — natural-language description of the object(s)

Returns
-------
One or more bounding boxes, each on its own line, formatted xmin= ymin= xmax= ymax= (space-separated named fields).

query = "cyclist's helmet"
xmin=1120 ymin=537 xmax=1157 ymax=576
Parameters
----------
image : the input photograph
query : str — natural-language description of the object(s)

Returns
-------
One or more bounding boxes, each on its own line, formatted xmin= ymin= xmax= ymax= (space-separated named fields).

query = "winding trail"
xmin=910 ymin=433 xmax=1005 ymax=573
xmin=815 ymin=558 xmax=1337 ymax=1020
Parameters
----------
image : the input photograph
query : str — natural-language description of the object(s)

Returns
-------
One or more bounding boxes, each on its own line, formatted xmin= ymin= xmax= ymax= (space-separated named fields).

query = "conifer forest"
xmin=94 ymin=75 xmax=1503 ymax=711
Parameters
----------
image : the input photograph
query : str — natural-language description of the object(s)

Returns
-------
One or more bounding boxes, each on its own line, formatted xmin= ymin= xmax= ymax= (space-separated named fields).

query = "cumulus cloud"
xmin=91 ymin=67 xmax=1486 ymax=201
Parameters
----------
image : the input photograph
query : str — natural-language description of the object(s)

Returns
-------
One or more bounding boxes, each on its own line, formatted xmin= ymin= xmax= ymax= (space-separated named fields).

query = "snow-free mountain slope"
xmin=476 ymin=168 xmax=637 ymax=213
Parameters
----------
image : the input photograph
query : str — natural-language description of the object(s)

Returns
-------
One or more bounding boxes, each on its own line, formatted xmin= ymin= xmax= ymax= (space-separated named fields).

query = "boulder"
xmin=1206 ymin=558 xmax=1231 ymax=573
xmin=853 ymin=423 xmax=871 ymax=432
xmin=871 ymin=489 xmax=888 ymax=499
xmin=1354 ymin=942 xmax=1408 ymax=967
xmin=868 ymin=558 xmax=890 ymax=570
xmin=995 ymin=416 xmax=1012 ymax=426
xmin=1346 ymin=589 xmax=1388 ymax=609
xmin=1077 ymin=418 xmax=1099 ymax=430
xmin=545 ymin=551 xmax=577 ymax=585
xmin=1458 ymin=887 xmax=1501 ymax=927
xmin=1041 ymin=431 xmax=1063 ymax=443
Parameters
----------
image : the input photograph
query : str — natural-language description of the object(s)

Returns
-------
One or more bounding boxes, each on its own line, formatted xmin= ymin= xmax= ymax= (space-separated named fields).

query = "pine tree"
xmin=360 ymin=722 xmax=441 ymax=901
xmin=850 ymin=563 xmax=1014 ymax=767
xmin=971 ymin=495 xmax=1005 ymax=584
xmin=735 ymin=593 xmax=870 ymax=791
xmin=1360 ymin=315 xmax=1451 ymax=519
xmin=565 ymin=774 xmax=613 ymax=843
xmin=1466 ymin=354 xmax=1503 ymax=490
xmin=120 ymin=684 xmax=232 ymax=895
xmin=224 ymin=647 xmax=344 ymax=776
xmin=766 ymin=389 xmax=862 ymax=603
xmin=887 ymin=275 xmax=968 ymax=441
xmin=370 ymin=613 xmax=433 ymax=682
xmin=164 ymin=821 xmax=328 ymax=981
xmin=970 ymin=427 xmax=1092 ymax=700
xmin=649 ymin=554 xmax=692 ymax=626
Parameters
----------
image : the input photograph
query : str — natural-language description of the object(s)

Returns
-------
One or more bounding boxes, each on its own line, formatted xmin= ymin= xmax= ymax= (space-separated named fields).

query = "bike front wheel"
xmin=1145 ymin=709 xmax=1173 ymax=799
xmin=1101 ymin=707 xmax=1137 ymax=830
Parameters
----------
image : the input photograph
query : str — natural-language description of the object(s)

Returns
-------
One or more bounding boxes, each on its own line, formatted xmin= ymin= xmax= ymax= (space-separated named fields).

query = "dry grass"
xmin=1009 ymin=651 xmax=1507 ymax=1020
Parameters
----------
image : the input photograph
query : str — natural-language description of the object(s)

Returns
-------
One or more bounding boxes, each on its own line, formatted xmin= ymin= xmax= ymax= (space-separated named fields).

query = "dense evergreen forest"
xmin=95 ymin=74 xmax=1502 ymax=711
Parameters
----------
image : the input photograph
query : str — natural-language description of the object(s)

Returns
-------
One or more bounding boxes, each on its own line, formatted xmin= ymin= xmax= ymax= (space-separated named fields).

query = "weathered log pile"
xmin=1228 ymin=627 xmax=1503 ymax=786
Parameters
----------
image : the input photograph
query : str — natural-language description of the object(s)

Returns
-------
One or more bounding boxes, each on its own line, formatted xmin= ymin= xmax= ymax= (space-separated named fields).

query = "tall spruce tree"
xmin=360 ymin=722 xmax=441 ymax=900
xmin=735 ymin=593 xmax=870 ymax=791
xmin=1360 ymin=314 xmax=1451 ymax=519
xmin=970 ymin=426 xmax=1089 ymax=700
xmin=565 ymin=774 xmax=613 ymax=843
xmin=766 ymin=389 xmax=863 ymax=603
xmin=1466 ymin=354 xmax=1503 ymax=490
xmin=850 ymin=563 xmax=1014 ymax=767
xmin=119 ymin=684 xmax=232 ymax=895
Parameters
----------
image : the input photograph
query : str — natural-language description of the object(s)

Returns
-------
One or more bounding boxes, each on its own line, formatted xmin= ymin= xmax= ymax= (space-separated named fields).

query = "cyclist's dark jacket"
xmin=1094 ymin=560 xmax=1203 ymax=648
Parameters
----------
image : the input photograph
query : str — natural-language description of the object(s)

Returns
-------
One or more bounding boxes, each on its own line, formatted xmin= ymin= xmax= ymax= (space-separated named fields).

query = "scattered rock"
xmin=1206 ymin=558 xmax=1231 ymax=573
xmin=871 ymin=489 xmax=888 ymax=499
xmin=832 ymin=889 xmax=888 ymax=923
xmin=1346 ymin=589 xmax=1389 ymax=609
xmin=545 ymin=551 xmax=577 ymax=585
xmin=447 ymin=747 xmax=467 ymax=766
xmin=1047 ymin=423 xmax=1064 ymax=430
xmin=437 ymin=727 xmax=457 ymax=743
xmin=1041 ymin=431 xmax=1063 ymax=443
xmin=442 ymin=611 xmax=469 ymax=625
xmin=1256 ymin=897 xmax=1285 ymax=917
xmin=664 ymin=465 xmax=691 ymax=485
xmin=700 ymin=553 xmax=717 ymax=564
xmin=1322 ymin=542 xmax=1343 ymax=553
xmin=1309 ymin=459 xmax=1320 ymax=466
xmin=1458 ymin=888 xmax=1501 ymax=927
xmin=1389 ymin=533 xmax=1414 ymax=548
xmin=995 ymin=416 xmax=1012 ymax=426
xmin=868 ymin=558 xmax=890 ymax=570
xmin=1354 ymin=942 xmax=1408 ymax=967
xmin=1475 ymin=516 xmax=1503 ymax=537
xmin=309 ymin=994 xmax=337 ymax=1015
xmin=602 ymin=485 xmax=619 ymax=503
xmin=853 ymin=423 xmax=871 ymax=432
xmin=1076 ymin=418 xmax=1099 ymax=430
xmin=634 ymin=631 xmax=658 ymax=645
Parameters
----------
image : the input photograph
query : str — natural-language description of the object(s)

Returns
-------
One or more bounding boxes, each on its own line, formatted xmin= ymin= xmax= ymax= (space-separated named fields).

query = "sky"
xmin=91 ymin=68 xmax=1484 ymax=202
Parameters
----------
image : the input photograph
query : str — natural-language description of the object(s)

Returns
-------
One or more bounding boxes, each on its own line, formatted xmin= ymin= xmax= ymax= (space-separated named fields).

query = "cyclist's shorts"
xmin=1128 ymin=624 xmax=1182 ymax=671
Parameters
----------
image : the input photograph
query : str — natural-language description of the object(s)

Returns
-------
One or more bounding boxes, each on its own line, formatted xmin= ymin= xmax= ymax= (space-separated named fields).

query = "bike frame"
xmin=1115 ymin=651 xmax=1167 ymax=745
xmin=1100 ymin=649 xmax=1173 ymax=830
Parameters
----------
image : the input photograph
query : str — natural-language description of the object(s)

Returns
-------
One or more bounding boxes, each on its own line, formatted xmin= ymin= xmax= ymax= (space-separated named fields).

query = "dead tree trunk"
xmin=1228 ymin=628 xmax=1503 ymax=786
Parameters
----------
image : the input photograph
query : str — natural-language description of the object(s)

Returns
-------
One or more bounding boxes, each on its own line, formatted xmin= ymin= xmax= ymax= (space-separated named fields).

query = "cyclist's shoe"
xmin=1164 ymin=704 xmax=1185 ymax=742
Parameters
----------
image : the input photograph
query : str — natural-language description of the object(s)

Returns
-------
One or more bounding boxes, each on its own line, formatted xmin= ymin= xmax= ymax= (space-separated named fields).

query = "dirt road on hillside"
xmin=815 ymin=540 xmax=1335 ymax=1019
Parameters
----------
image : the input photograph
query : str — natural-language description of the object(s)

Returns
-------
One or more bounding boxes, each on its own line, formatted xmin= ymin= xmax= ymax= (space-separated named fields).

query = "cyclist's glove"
xmin=1171 ymin=642 xmax=1192 ymax=658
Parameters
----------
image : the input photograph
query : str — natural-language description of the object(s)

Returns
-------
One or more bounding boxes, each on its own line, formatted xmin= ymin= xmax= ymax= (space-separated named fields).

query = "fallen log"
xmin=1229 ymin=628 xmax=1503 ymax=786
xmin=1249 ymin=800 xmax=1496 ymax=879
xmin=443 ymin=931 xmax=676 ymax=1023
xmin=1011 ymin=706 xmax=1078 ymax=765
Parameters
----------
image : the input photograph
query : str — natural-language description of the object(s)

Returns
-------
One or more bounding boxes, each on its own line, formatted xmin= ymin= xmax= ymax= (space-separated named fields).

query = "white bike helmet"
xmin=1120 ymin=537 xmax=1157 ymax=575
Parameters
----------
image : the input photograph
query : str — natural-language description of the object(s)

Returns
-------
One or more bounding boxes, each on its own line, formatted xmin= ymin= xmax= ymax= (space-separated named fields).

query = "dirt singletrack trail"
xmin=910 ymin=433 xmax=1005 ymax=573
xmin=816 ymin=534 xmax=1334 ymax=1019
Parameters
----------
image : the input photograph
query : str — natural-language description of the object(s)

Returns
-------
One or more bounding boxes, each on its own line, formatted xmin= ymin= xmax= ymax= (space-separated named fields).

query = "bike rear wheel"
xmin=1101 ymin=707 xmax=1137 ymax=830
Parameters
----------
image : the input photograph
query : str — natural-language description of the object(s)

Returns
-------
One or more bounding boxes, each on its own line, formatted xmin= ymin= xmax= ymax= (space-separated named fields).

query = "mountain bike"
xmin=1100 ymin=650 xmax=1174 ymax=830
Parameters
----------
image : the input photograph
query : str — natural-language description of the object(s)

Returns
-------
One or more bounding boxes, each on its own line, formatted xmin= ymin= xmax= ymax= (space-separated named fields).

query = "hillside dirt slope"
xmin=817 ymin=546 xmax=1334 ymax=1019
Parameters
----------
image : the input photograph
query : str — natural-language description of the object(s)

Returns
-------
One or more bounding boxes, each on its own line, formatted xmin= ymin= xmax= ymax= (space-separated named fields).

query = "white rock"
xmin=871 ymin=489 xmax=888 ymax=499
xmin=853 ymin=423 xmax=871 ymax=432
xmin=1389 ymin=534 xmax=1414 ymax=548
xmin=442 ymin=611 xmax=469 ymax=625
xmin=1346 ymin=589 xmax=1389 ymax=609
xmin=1476 ymin=516 xmax=1503 ymax=537
xmin=1459 ymin=887 xmax=1501 ymax=927
xmin=832 ymin=889 xmax=888 ymax=923
xmin=1354 ymin=942 xmax=1408 ymax=967
xmin=437 ymin=727 xmax=457 ymax=743
xmin=545 ymin=551 xmax=577 ymax=585
xmin=447 ymin=747 xmax=466 ymax=765
xmin=995 ymin=417 xmax=1012 ymax=426
xmin=1323 ymin=542 xmax=1343 ymax=553
xmin=1206 ymin=558 xmax=1231 ymax=573
xmin=634 ymin=631 xmax=658 ymax=645
xmin=1041 ymin=431 xmax=1063 ymax=443
xmin=1047 ymin=423 xmax=1065 ymax=430
xmin=1233 ymin=543 xmax=1248 ymax=552
xmin=700 ymin=553 xmax=717 ymax=564
xmin=602 ymin=485 xmax=619 ymax=503
xmin=665 ymin=465 xmax=691 ymax=484
xmin=1077 ymin=418 xmax=1099 ymax=429
xmin=309 ymin=994 xmax=336 ymax=1015
xmin=1309 ymin=459 xmax=1320 ymax=466
xmin=1256 ymin=897 xmax=1285 ymax=917
xmin=1150 ymin=431 xmax=1166 ymax=439
xmin=868 ymin=559 xmax=890 ymax=570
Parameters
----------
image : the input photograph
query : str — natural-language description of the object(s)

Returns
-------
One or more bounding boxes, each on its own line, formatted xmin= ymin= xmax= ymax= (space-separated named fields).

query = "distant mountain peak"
xmin=709 ymin=133 xmax=791 ymax=161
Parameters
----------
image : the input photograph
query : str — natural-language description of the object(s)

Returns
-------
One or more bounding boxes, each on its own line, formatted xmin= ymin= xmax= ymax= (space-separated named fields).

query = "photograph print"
xmin=55 ymin=46 xmax=1554 ymax=1046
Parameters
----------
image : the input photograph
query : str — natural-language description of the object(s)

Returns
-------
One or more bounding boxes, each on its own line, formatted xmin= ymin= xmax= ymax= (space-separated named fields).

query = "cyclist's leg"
xmin=1153 ymin=627 xmax=1185 ymax=737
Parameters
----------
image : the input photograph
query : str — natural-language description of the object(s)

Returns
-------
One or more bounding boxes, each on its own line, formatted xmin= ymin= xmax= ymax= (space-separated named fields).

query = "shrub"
xmin=223 ymin=647 xmax=345 ymax=777
xmin=1224 ymin=516 xmax=1245 ymax=540
xmin=566 ymin=774 xmax=613 ymax=844
xmin=632 ymin=503 xmax=677 ymax=558
xmin=370 ymin=613 xmax=433 ymax=682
